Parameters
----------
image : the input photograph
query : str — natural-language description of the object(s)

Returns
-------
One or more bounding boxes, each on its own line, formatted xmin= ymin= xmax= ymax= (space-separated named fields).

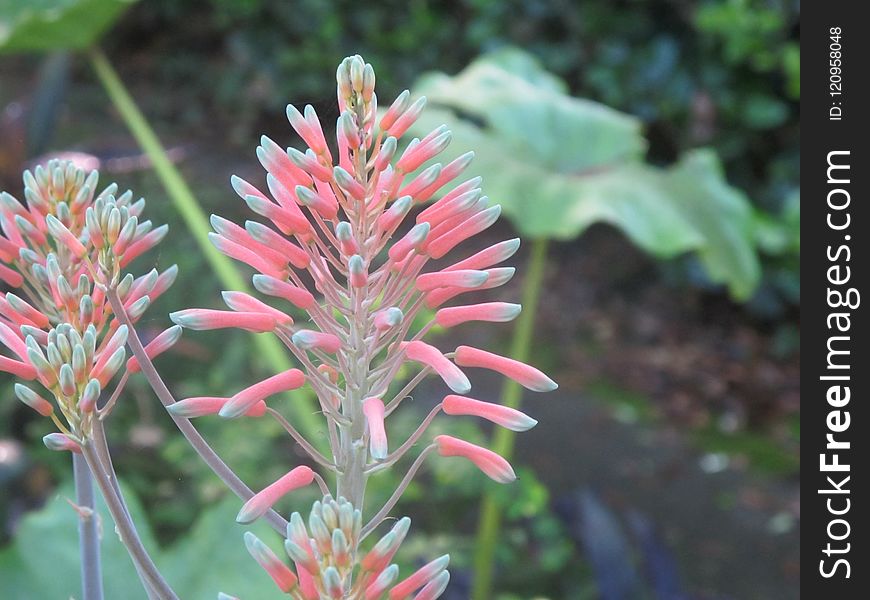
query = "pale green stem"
xmin=72 ymin=453 xmax=104 ymax=600
xmin=86 ymin=46 xmax=321 ymax=442
xmin=90 ymin=420 xmax=158 ymax=599
xmin=81 ymin=443 xmax=178 ymax=599
xmin=471 ymin=238 xmax=549 ymax=600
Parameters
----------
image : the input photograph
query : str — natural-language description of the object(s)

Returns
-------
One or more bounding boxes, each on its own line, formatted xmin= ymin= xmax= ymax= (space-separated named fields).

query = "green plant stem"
xmin=81 ymin=444 xmax=178 ymax=599
xmin=471 ymin=237 xmax=549 ymax=600
xmin=91 ymin=421 xmax=158 ymax=599
xmin=86 ymin=46 xmax=321 ymax=441
xmin=72 ymin=453 xmax=104 ymax=600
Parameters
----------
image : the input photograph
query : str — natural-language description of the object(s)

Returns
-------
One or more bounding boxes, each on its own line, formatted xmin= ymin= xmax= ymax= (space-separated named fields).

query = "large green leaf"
xmin=407 ymin=49 xmax=760 ymax=299
xmin=0 ymin=0 xmax=136 ymax=53
xmin=0 ymin=482 xmax=281 ymax=598
xmin=416 ymin=48 xmax=646 ymax=173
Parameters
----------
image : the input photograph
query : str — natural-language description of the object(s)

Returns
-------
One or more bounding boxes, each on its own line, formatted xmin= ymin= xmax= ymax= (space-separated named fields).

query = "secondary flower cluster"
xmin=169 ymin=55 xmax=556 ymax=598
xmin=0 ymin=159 xmax=176 ymax=447
xmin=240 ymin=496 xmax=449 ymax=600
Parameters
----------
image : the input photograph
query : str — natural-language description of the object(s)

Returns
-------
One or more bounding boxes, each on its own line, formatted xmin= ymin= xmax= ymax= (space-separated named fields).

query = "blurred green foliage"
xmin=0 ymin=0 xmax=136 ymax=52
xmin=0 ymin=481 xmax=285 ymax=598
xmin=406 ymin=49 xmax=761 ymax=299
xmin=110 ymin=0 xmax=797 ymax=306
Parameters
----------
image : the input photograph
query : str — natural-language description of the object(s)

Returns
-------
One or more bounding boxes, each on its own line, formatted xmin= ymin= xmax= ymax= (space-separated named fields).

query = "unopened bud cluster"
xmin=244 ymin=496 xmax=449 ymax=600
xmin=1 ymin=160 xmax=175 ymax=450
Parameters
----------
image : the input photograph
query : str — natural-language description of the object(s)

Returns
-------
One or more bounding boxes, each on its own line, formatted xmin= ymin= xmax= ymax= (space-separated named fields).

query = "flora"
xmin=1 ymin=55 xmax=555 ymax=599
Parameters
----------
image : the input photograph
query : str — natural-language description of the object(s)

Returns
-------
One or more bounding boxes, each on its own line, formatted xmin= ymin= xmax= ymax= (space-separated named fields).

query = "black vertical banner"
xmin=804 ymin=2 xmax=868 ymax=597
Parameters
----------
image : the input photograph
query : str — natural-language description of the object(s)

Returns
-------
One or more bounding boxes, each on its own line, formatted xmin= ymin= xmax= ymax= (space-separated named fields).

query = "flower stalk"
xmin=168 ymin=55 xmax=557 ymax=598
xmin=72 ymin=452 xmax=104 ymax=600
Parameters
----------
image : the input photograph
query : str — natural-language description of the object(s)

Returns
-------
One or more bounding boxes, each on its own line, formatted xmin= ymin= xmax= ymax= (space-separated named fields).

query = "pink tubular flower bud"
xmin=297 ymin=565 xmax=319 ymax=600
xmin=396 ymin=129 xmax=451 ymax=173
xmin=375 ymin=136 xmax=397 ymax=172
xmin=454 ymin=345 xmax=557 ymax=392
xmin=333 ymin=166 xmax=366 ymax=201
xmin=442 ymin=394 xmax=537 ymax=432
xmin=45 ymin=214 xmax=87 ymax=257
xmin=211 ymin=215 xmax=290 ymax=267
xmin=399 ymin=163 xmax=441 ymax=199
xmin=413 ymin=570 xmax=450 ymax=600
xmin=14 ymin=383 xmax=53 ymax=416
xmin=415 ymin=269 xmax=488 ymax=292
xmin=220 ymin=368 xmax=306 ymax=418
xmin=386 ymin=96 xmax=426 ymax=138
xmin=335 ymin=221 xmax=358 ymax=255
xmin=377 ymin=195 xmax=412 ymax=232
xmin=444 ymin=238 xmax=520 ymax=271
xmin=292 ymin=330 xmax=342 ymax=354
xmin=245 ymin=193 xmax=311 ymax=236
xmin=435 ymin=302 xmax=521 ymax=328
xmin=170 ymin=309 xmax=277 ymax=333
xmin=259 ymin=136 xmax=310 ymax=191
xmin=252 ymin=275 xmax=316 ymax=310
xmin=388 ymin=554 xmax=450 ymax=600
xmin=380 ymin=90 xmax=411 ymax=132
xmin=363 ymin=397 xmax=388 ymax=460
xmin=237 ymin=465 xmax=315 ymax=524
xmin=414 ymin=151 xmax=475 ymax=203
xmin=365 ymin=564 xmax=399 ymax=599
xmin=4 ymin=293 xmax=50 ymax=328
xmin=295 ymin=184 xmax=339 ymax=219
xmin=119 ymin=224 xmax=169 ymax=267
xmin=287 ymin=104 xmax=327 ymax=156
xmin=43 ymin=432 xmax=82 ymax=453
xmin=168 ymin=396 xmax=267 ymax=418
xmin=209 ymin=232 xmax=287 ymax=279
xmin=424 ymin=267 xmax=515 ymax=309
xmin=287 ymin=148 xmax=332 ymax=181
xmin=361 ymin=517 xmax=411 ymax=573
xmin=245 ymin=220 xmax=310 ymax=269
xmin=416 ymin=188 xmax=481 ymax=228
xmin=388 ymin=223 xmax=429 ymax=262
xmin=434 ymin=435 xmax=516 ymax=483
xmin=425 ymin=204 xmax=501 ymax=259
xmin=373 ymin=307 xmax=403 ymax=331
xmin=400 ymin=341 xmax=470 ymax=394
xmin=0 ymin=321 xmax=29 ymax=360
xmin=348 ymin=254 xmax=368 ymax=288
xmin=244 ymin=532 xmax=299 ymax=593
xmin=222 ymin=291 xmax=293 ymax=326
xmin=0 ymin=263 xmax=23 ymax=287
xmin=1 ymin=354 xmax=37 ymax=380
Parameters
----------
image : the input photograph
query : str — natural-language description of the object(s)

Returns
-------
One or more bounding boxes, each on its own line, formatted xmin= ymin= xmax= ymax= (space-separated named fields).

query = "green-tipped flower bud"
xmin=59 ymin=364 xmax=76 ymax=397
xmin=78 ymin=378 xmax=101 ymax=412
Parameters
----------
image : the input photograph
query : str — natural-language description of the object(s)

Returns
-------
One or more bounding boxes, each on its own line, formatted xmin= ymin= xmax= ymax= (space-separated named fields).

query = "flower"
xmin=168 ymin=54 xmax=557 ymax=598
xmin=0 ymin=160 xmax=174 ymax=444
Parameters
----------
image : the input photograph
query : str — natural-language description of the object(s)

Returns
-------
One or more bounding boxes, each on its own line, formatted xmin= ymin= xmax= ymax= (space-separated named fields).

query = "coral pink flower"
xmin=236 ymin=465 xmax=316 ymax=524
xmin=167 ymin=396 xmax=268 ymax=418
xmin=442 ymin=394 xmax=537 ymax=432
xmin=454 ymin=345 xmax=558 ymax=392
xmin=434 ymin=302 xmax=521 ymax=328
xmin=170 ymin=309 xmax=277 ymax=333
xmin=220 ymin=368 xmax=306 ymax=418
xmin=165 ymin=55 xmax=557 ymax=598
xmin=363 ymin=397 xmax=388 ymax=460
xmin=244 ymin=531 xmax=299 ymax=593
xmin=434 ymin=435 xmax=516 ymax=483
xmin=400 ymin=341 xmax=470 ymax=394
xmin=388 ymin=554 xmax=450 ymax=600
